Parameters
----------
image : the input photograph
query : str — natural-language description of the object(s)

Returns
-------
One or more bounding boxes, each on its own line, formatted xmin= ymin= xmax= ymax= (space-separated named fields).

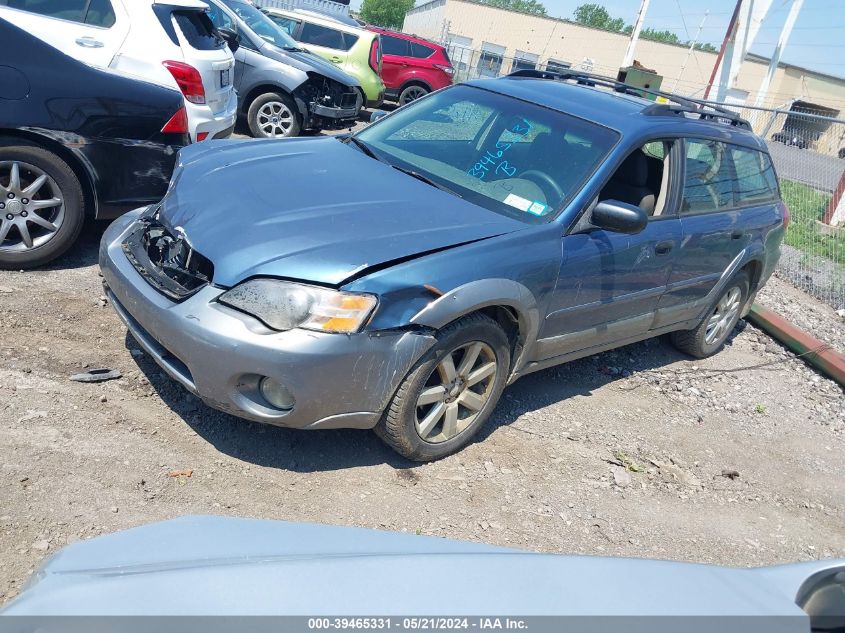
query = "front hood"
xmin=3 ymin=516 xmax=841 ymax=618
xmin=160 ymin=138 xmax=524 ymax=287
xmin=260 ymin=41 xmax=360 ymax=87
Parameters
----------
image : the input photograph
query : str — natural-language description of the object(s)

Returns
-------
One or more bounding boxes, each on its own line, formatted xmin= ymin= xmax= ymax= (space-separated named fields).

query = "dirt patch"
xmin=1 ymin=225 xmax=844 ymax=604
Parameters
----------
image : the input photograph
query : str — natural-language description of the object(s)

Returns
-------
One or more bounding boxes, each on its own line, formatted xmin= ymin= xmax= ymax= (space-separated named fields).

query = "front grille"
xmin=122 ymin=219 xmax=213 ymax=301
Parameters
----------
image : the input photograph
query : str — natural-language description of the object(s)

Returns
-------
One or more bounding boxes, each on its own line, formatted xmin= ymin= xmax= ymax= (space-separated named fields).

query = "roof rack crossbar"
xmin=505 ymin=69 xmax=752 ymax=130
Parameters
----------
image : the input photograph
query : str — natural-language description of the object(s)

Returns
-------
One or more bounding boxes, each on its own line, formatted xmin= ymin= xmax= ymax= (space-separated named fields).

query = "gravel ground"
xmin=1 ymin=222 xmax=844 ymax=605
xmin=758 ymin=274 xmax=845 ymax=355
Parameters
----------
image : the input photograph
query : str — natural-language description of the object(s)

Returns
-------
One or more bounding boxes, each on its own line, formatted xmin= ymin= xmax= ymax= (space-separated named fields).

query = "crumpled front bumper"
xmin=98 ymin=209 xmax=435 ymax=429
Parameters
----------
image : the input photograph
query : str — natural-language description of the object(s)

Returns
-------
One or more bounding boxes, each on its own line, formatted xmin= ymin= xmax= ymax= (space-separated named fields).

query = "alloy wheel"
xmin=256 ymin=101 xmax=295 ymax=137
xmin=704 ymin=286 xmax=742 ymax=346
xmin=415 ymin=341 xmax=498 ymax=444
xmin=400 ymin=86 xmax=428 ymax=105
xmin=0 ymin=161 xmax=64 ymax=253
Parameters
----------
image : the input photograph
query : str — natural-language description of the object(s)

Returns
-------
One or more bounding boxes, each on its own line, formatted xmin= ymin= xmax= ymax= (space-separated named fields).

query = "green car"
xmin=264 ymin=8 xmax=385 ymax=108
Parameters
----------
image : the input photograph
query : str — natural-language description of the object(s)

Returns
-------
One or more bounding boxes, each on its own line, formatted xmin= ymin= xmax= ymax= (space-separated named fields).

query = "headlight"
xmin=218 ymin=279 xmax=377 ymax=334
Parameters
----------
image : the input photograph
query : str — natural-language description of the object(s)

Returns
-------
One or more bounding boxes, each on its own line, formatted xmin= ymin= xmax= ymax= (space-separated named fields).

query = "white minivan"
xmin=0 ymin=0 xmax=238 ymax=142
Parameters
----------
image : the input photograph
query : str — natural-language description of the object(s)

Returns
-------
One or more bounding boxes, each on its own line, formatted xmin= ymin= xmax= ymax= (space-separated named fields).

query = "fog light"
xmin=259 ymin=377 xmax=295 ymax=410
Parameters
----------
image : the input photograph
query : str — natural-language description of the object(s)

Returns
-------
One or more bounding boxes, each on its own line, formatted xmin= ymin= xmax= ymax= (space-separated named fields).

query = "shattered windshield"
xmin=354 ymin=84 xmax=619 ymax=222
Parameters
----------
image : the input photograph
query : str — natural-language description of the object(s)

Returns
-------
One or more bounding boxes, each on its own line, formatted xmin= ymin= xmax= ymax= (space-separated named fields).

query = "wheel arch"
xmin=0 ymin=129 xmax=96 ymax=218
xmin=241 ymin=83 xmax=300 ymax=116
xmin=409 ymin=278 xmax=540 ymax=378
xmin=399 ymin=78 xmax=432 ymax=94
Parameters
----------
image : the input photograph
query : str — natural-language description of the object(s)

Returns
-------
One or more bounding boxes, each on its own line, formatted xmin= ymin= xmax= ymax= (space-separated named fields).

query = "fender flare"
xmin=409 ymin=278 xmax=540 ymax=376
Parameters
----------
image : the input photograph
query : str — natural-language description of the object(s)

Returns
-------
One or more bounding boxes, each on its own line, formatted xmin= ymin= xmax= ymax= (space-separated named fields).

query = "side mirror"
xmin=369 ymin=110 xmax=388 ymax=123
xmin=219 ymin=27 xmax=240 ymax=53
xmin=591 ymin=199 xmax=648 ymax=234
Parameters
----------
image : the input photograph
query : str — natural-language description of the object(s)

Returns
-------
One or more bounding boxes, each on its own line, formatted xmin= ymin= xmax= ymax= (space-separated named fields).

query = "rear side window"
xmin=300 ymin=22 xmax=347 ymax=50
xmin=173 ymin=10 xmax=224 ymax=50
xmin=381 ymin=34 xmax=409 ymax=56
xmin=5 ymin=0 xmax=80 ymax=21
xmin=681 ymin=139 xmax=734 ymax=214
xmin=731 ymin=146 xmax=780 ymax=205
xmin=270 ymin=15 xmax=299 ymax=36
xmin=410 ymin=42 xmax=435 ymax=58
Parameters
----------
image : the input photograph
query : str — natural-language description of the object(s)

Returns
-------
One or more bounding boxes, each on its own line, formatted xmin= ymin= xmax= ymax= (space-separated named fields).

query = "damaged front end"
xmin=293 ymin=73 xmax=361 ymax=130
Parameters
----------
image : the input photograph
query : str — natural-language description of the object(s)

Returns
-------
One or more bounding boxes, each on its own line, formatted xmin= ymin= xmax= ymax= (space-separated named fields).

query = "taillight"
xmin=369 ymin=38 xmax=381 ymax=74
xmin=782 ymin=204 xmax=791 ymax=229
xmin=196 ymin=132 xmax=209 ymax=142
xmin=161 ymin=106 xmax=188 ymax=135
xmin=162 ymin=60 xmax=206 ymax=105
xmin=434 ymin=63 xmax=454 ymax=75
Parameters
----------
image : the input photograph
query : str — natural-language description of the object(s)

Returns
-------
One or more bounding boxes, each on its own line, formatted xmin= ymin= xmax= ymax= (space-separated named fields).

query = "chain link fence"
xmin=445 ymin=45 xmax=845 ymax=309
xmin=729 ymin=105 xmax=845 ymax=310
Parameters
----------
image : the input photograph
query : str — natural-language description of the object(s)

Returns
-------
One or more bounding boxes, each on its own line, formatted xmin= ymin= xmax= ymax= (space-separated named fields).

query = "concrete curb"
xmin=747 ymin=303 xmax=845 ymax=387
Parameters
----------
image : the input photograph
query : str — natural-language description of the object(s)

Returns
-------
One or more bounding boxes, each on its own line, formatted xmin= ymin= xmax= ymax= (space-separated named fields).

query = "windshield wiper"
xmin=391 ymin=165 xmax=463 ymax=198
xmin=345 ymin=137 xmax=384 ymax=162
xmin=283 ymin=46 xmax=307 ymax=52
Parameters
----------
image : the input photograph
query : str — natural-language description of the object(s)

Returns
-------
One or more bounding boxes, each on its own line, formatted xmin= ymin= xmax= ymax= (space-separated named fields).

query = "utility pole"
xmin=704 ymin=0 xmax=742 ymax=100
xmin=670 ymin=10 xmax=708 ymax=93
xmin=753 ymin=0 xmax=803 ymax=108
xmin=621 ymin=0 xmax=651 ymax=68
xmin=704 ymin=0 xmax=773 ymax=102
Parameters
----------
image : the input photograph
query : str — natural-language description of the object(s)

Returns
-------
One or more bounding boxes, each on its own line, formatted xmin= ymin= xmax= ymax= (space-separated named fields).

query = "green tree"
xmin=639 ymin=27 xmax=680 ymax=45
xmin=359 ymin=0 xmax=415 ymax=29
xmin=480 ymin=0 xmax=547 ymax=16
xmin=573 ymin=3 xmax=624 ymax=31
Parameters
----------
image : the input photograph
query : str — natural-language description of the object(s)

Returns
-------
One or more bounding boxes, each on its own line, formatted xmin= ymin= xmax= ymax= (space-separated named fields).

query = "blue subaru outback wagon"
xmin=100 ymin=70 xmax=787 ymax=461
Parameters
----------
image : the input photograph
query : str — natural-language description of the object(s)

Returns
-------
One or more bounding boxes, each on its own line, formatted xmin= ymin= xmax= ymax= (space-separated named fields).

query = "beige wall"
xmin=403 ymin=0 xmax=845 ymax=113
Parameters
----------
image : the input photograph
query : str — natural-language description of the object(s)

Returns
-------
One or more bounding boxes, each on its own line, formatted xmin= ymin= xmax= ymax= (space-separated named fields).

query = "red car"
xmin=366 ymin=27 xmax=453 ymax=105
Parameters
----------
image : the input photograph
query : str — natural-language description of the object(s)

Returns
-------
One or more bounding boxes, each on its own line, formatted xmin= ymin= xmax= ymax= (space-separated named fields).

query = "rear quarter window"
xmin=410 ymin=42 xmax=435 ymax=58
xmin=731 ymin=146 xmax=780 ymax=205
xmin=173 ymin=10 xmax=224 ymax=50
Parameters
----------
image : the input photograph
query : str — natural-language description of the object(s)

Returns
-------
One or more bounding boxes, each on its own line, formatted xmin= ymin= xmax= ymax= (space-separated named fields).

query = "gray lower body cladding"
xmin=99 ymin=209 xmax=435 ymax=430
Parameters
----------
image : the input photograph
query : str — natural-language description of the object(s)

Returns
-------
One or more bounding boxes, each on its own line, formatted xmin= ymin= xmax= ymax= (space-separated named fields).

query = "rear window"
xmin=173 ymin=10 xmax=224 ymax=50
xmin=731 ymin=146 xmax=780 ymax=205
xmin=381 ymin=34 xmax=409 ymax=56
xmin=410 ymin=42 xmax=435 ymax=58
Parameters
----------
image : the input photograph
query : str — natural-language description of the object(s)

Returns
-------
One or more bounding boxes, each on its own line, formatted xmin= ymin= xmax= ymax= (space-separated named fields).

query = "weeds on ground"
xmin=780 ymin=180 xmax=845 ymax=266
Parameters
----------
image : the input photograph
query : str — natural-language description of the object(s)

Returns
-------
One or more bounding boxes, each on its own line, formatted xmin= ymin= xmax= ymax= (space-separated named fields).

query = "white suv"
xmin=0 ymin=0 xmax=237 ymax=142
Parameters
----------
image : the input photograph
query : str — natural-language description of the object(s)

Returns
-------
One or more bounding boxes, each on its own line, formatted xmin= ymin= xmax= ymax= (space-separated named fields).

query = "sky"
xmin=350 ymin=0 xmax=845 ymax=79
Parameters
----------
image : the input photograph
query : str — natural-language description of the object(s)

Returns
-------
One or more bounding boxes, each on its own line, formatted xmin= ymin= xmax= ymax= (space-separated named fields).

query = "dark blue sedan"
xmin=99 ymin=71 xmax=788 ymax=461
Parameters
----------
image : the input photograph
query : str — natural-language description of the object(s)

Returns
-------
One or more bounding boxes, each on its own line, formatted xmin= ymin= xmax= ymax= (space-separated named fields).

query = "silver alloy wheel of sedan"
xmin=399 ymin=85 xmax=428 ymax=105
xmin=0 ymin=161 xmax=64 ymax=253
xmin=256 ymin=100 xmax=295 ymax=137
xmin=415 ymin=341 xmax=498 ymax=443
xmin=704 ymin=286 xmax=742 ymax=346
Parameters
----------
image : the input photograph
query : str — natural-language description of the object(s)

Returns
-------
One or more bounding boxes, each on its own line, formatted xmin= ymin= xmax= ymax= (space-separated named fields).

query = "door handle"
xmin=654 ymin=240 xmax=674 ymax=255
xmin=330 ymin=56 xmax=342 ymax=63
xmin=75 ymin=36 xmax=104 ymax=48
xmin=731 ymin=230 xmax=744 ymax=240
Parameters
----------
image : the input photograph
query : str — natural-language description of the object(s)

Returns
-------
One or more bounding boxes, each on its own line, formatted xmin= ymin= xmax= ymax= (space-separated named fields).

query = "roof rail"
xmin=505 ymin=69 xmax=752 ymax=130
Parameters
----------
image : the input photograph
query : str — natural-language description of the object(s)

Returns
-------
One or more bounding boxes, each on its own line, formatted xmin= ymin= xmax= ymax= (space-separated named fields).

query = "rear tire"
xmin=0 ymin=146 xmax=84 ymax=269
xmin=375 ymin=313 xmax=510 ymax=462
xmin=670 ymin=271 xmax=750 ymax=359
xmin=247 ymin=92 xmax=302 ymax=138
xmin=398 ymin=84 xmax=429 ymax=106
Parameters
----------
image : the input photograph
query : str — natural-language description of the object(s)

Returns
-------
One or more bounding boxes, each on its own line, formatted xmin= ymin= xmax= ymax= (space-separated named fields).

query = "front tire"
xmin=0 ymin=146 xmax=84 ymax=269
xmin=375 ymin=313 xmax=510 ymax=462
xmin=247 ymin=92 xmax=302 ymax=138
xmin=670 ymin=271 xmax=750 ymax=358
